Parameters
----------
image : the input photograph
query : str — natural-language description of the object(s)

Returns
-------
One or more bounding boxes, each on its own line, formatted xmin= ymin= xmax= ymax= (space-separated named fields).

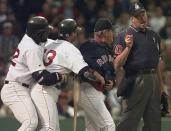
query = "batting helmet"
xmin=58 ymin=18 xmax=78 ymax=38
xmin=26 ymin=16 xmax=52 ymax=43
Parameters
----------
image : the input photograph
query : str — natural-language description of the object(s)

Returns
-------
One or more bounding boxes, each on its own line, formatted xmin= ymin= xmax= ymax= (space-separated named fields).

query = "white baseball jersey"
xmin=43 ymin=39 xmax=88 ymax=74
xmin=6 ymin=34 xmax=45 ymax=85
xmin=30 ymin=39 xmax=88 ymax=130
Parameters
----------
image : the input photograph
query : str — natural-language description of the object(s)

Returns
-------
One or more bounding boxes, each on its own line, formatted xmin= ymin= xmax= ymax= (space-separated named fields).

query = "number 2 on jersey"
xmin=44 ymin=50 xmax=56 ymax=66
xmin=11 ymin=48 xmax=20 ymax=66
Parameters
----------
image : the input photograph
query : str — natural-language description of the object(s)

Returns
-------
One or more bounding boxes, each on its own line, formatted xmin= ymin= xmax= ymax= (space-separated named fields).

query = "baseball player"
xmin=30 ymin=18 xmax=106 ymax=131
xmin=0 ymin=16 xmax=66 ymax=131
xmin=78 ymin=18 xmax=116 ymax=131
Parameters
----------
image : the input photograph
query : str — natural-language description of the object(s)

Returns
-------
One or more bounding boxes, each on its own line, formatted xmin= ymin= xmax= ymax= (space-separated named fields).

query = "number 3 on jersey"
xmin=11 ymin=48 xmax=20 ymax=66
xmin=44 ymin=50 xmax=56 ymax=66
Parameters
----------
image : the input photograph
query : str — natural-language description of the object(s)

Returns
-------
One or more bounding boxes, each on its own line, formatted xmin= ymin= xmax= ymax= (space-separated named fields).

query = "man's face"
xmin=70 ymin=31 xmax=77 ymax=43
xmin=103 ymin=29 xmax=114 ymax=44
xmin=41 ymin=29 xmax=49 ymax=42
xmin=132 ymin=11 xmax=148 ymax=29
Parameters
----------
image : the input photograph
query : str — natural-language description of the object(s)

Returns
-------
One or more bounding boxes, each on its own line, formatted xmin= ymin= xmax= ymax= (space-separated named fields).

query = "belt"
xmin=126 ymin=69 xmax=156 ymax=76
xmin=138 ymin=69 xmax=156 ymax=74
xmin=4 ymin=80 xmax=29 ymax=88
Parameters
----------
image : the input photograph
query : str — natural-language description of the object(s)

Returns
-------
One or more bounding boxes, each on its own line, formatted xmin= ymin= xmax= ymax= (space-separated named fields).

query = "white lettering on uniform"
xmin=96 ymin=55 xmax=114 ymax=67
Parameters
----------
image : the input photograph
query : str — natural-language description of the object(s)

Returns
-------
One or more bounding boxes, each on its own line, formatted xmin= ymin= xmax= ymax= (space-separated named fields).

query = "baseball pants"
xmin=1 ymin=82 xmax=38 ymax=131
xmin=78 ymin=82 xmax=115 ymax=131
xmin=31 ymin=83 xmax=61 ymax=131
xmin=116 ymin=72 xmax=161 ymax=131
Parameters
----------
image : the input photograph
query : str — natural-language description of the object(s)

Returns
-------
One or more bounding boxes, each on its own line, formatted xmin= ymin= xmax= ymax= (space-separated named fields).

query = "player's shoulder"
xmin=44 ymin=39 xmax=76 ymax=53
xmin=58 ymin=39 xmax=77 ymax=49
xmin=79 ymin=39 xmax=98 ymax=51
xmin=44 ymin=38 xmax=56 ymax=47
xmin=43 ymin=39 xmax=60 ymax=53
xmin=57 ymin=40 xmax=82 ymax=56
xmin=18 ymin=34 xmax=42 ymax=51
xmin=146 ymin=27 xmax=161 ymax=41
xmin=19 ymin=34 xmax=35 ymax=46
xmin=53 ymin=39 xmax=80 ymax=53
xmin=146 ymin=26 xmax=155 ymax=34
xmin=60 ymin=39 xmax=72 ymax=46
xmin=46 ymin=38 xmax=56 ymax=45
xmin=48 ymin=39 xmax=70 ymax=46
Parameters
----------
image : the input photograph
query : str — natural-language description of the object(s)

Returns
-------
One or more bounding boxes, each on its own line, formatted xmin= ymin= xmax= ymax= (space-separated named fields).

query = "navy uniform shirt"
xmin=114 ymin=26 xmax=160 ymax=72
xmin=79 ymin=39 xmax=115 ymax=82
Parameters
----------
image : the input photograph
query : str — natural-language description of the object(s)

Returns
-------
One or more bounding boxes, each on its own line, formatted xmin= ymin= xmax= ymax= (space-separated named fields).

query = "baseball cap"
xmin=129 ymin=2 xmax=146 ymax=17
xmin=94 ymin=18 xmax=113 ymax=32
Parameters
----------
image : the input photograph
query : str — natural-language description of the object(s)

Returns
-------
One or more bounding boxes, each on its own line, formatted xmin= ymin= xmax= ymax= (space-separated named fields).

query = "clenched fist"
xmin=93 ymin=71 xmax=105 ymax=85
xmin=125 ymin=34 xmax=133 ymax=48
xmin=104 ymin=80 xmax=115 ymax=91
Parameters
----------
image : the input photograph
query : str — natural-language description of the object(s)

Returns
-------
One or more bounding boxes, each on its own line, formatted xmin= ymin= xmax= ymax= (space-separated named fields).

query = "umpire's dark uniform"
xmin=115 ymin=3 xmax=161 ymax=131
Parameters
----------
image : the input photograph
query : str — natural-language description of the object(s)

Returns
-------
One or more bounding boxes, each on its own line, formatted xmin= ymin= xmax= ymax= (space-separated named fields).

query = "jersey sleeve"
xmin=25 ymin=47 xmax=45 ymax=73
xmin=114 ymin=32 xmax=126 ymax=58
xmin=80 ymin=42 xmax=115 ymax=79
xmin=79 ymin=43 xmax=102 ymax=72
xmin=64 ymin=45 xmax=88 ymax=74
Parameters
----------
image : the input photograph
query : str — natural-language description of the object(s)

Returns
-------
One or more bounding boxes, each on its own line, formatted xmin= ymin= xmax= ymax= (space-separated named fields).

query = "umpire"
xmin=114 ymin=2 xmax=162 ymax=131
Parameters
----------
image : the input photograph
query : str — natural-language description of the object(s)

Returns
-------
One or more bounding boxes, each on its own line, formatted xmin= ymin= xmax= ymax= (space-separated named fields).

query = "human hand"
xmin=104 ymin=80 xmax=114 ymax=91
xmin=125 ymin=34 xmax=133 ymax=48
xmin=93 ymin=71 xmax=105 ymax=85
xmin=59 ymin=73 xmax=69 ymax=83
xmin=161 ymin=91 xmax=169 ymax=116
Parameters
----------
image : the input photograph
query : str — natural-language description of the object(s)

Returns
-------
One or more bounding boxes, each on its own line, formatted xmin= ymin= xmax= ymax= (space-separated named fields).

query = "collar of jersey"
xmin=129 ymin=25 xmax=147 ymax=33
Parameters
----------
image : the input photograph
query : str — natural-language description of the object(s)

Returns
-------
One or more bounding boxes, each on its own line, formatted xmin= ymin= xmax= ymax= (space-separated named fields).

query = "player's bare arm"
xmin=114 ymin=34 xmax=133 ymax=70
xmin=157 ymin=58 xmax=165 ymax=95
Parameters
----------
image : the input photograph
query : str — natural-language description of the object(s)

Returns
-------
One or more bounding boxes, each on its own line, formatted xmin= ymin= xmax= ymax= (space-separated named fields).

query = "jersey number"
xmin=44 ymin=50 xmax=56 ymax=66
xmin=11 ymin=48 xmax=20 ymax=66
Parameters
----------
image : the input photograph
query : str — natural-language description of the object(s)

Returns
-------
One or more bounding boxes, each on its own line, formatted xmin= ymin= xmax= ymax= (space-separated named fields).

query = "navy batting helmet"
xmin=58 ymin=18 xmax=78 ymax=38
xmin=26 ymin=16 xmax=52 ymax=43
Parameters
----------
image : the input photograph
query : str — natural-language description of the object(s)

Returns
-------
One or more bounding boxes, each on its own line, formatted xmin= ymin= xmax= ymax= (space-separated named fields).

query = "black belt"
xmin=138 ymin=69 xmax=156 ymax=74
xmin=5 ymin=80 xmax=29 ymax=88
xmin=126 ymin=69 xmax=156 ymax=76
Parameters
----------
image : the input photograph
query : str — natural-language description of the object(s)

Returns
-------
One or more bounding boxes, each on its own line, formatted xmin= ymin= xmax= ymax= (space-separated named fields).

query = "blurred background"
xmin=0 ymin=0 xmax=171 ymax=130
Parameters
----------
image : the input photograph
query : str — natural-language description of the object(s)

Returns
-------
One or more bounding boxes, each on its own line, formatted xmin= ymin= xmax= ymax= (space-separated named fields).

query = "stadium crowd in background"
xmin=0 ymin=0 xmax=171 ymax=124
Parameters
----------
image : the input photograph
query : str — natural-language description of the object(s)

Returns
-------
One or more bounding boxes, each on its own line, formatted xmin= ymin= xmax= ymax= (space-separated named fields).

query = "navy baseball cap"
xmin=94 ymin=18 xmax=113 ymax=32
xmin=129 ymin=2 xmax=146 ymax=17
